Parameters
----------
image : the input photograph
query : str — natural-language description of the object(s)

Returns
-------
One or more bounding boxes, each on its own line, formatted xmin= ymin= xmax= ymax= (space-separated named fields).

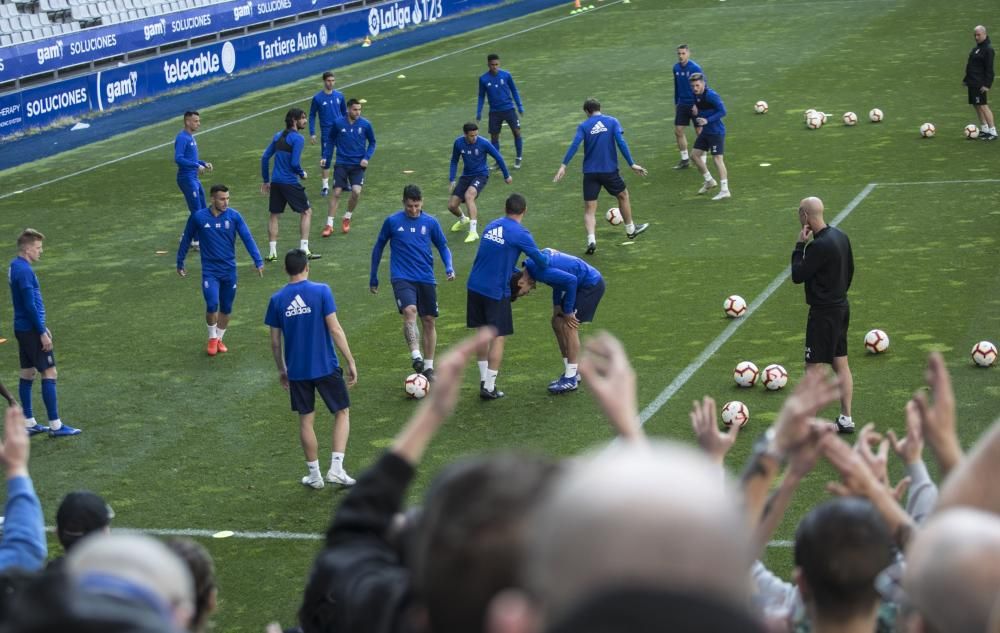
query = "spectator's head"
xmin=505 ymin=193 xmax=527 ymax=217
xmin=56 ymin=491 xmax=114 ymax=553
xmin=66 ymin=533 xmax=195 ymax=631
xmin=798 ymin=196 xmax=825 ymax=229
xmin=165 ymin=538 xmax=217 ymax=633
xmin=503 ymin=441 xmax=753 ymax=629
xmin=902 ymin=508 xmax=1000 ymax=633
xmin=284 ymin=249 xmax=308 ymax=277
xmin=410 ymin=453 xmax=560 ymax=633
xmin=583 ymin=98 xmax=601 ymax=115
xmin=793 ymin=497 xmax=893 ymax=624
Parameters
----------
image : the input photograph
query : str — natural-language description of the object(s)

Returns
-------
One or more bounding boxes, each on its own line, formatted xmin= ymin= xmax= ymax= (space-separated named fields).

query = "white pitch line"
xmin=43 ymin=525 xmax=323 ymax=540
xmin=874 ymin=178 xmax=1000 ymax=186
xmin=638 ymin=183 xmax=877 ymax=426
xmin=0 ymin=1 xmax=623 ymax=201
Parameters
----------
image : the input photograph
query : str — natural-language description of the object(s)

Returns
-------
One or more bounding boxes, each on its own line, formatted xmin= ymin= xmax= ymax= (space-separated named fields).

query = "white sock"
xmin=268 ymin=241 xmax=277 ymax=256
xmin=330 ymin=452 xmax=344 ymax=473
xmin=470 ymin=220 xmax=478 ymax=233
xmin=208 ymin=324 xmax=218 ymax=339
xmin=300 ymin=239 xmax=309 ymax=251
xmin=322 ymin=178 xmax=329 ymax=188
xmin=410 ymin=349 xmax=422 ymax=360
xmin=344 ymin=211 xmax=353 ymax=220
xmin=326 ymin=217 xmax=335 ymax=227
xmin=216 ymin=327 xmax=226 ymax=340
xmin=704 ymin=172 xmax=714 ymax=182
xmin=307 ymin=460 xmax=321 ymax=479
xmin=24 ymin=417 xmax=37 ymax=428
xmin=484 ymin=369 xmax=498 ymax=391
xmin=625 ymin=223 xmax=635 ymax=234
xmin=478 ymin=360 xmax=489 ymax=381
xmin=424 ymin=359 xmax=433 ymax=370
xmin=49 ymin=418 xmax=62 ymax=431
xmin=563 ymin=357 xmax=569 ymax=372
xmin=720 ymin=179 xmax=729 ymax=191
xmin=565 ymin=363 xmax=578 ymax=379
xmin=680 ymin=150 xmax=689 ymax=160
xmin=587 ymin=233 xmax=596 ymax=245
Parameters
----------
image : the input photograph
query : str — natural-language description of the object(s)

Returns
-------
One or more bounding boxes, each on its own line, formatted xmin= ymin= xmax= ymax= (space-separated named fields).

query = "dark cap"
xmin=56 ymin=491 xmax=114 ymax=549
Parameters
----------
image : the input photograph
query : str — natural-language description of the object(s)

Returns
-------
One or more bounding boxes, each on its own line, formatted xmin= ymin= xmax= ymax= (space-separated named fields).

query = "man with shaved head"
xmin=964 ymin=25 xmax=996 ymax=139
xmin=791 ymin=197 xmax=855 ymax=433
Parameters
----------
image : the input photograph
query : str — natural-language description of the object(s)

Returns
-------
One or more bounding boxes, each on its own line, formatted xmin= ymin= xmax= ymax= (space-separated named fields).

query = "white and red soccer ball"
xmin=754 ymin=100 xmax=768 ymax=114
xmin=724 ymin=295 xmax=747 ymax=318
xmin=919 ymin=122 xmax=936 ymax=138
xmin=869 ymin=108 xmax=884 ymax=122
xmin=721 ymin=401 xmax=750 ymax=428
xmin=404 ymin=373 xmax=429 ymax=399
xmin=605 ymin=207 xmax=623 ymax=225
xmin=762 ymin=364 xmax=789 ymax=390
xmin=733 ymin=361 xmax=759 ymax=388
xmin=972 ymin=341 xmax=998 ymax=367
xmin=864 ymin=329 xmax=890 ymax=354
xmin=843 ymin=111 xmax=858 ymax=126
xmin=806 ymin=112 xmax=824 ymax=129
xmin=964 ymin=124 xmax=980 ymax=139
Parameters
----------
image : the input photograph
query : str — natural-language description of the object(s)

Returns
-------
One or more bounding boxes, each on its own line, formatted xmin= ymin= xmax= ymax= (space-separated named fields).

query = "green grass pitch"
xmin=1 ymin=0 xmax=999 ymax=629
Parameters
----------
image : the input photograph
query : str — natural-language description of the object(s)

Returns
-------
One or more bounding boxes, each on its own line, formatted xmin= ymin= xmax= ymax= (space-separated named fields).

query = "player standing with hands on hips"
xmin=790 ymin=196 xmax=855 ymax=434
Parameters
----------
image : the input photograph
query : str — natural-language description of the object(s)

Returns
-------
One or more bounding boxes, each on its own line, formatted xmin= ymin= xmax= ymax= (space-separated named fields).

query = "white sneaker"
xmin=836 ymin=415 xmax=855 ymax=434
xmin=326 ymin=470 xmax=356 ymax=486
xmin=712 ymin=190 xmax=731 ymax=201
xmin=301 ymin=475 xmax=325 ymax=489
xmin=697 ymin=179 xmax=718 ymax=195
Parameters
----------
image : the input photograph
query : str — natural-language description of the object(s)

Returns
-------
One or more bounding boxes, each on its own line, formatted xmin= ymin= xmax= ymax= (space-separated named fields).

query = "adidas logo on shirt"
xmin=590 ymin=121 xmax=608 ymax=135
xmin=285 ymin=294 xmax=312 ymax=317
xmin=484 ymin=226 xmax=504 ymax=245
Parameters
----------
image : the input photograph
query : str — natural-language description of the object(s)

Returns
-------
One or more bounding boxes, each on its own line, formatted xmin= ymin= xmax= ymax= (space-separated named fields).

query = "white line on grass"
xmin=874 ymin=178 xmax=1000 ymax=186
xmin=0 ymin=1 xmax=623 ymax=201
xmin=43 ymin=525 xmax=323 ymax=540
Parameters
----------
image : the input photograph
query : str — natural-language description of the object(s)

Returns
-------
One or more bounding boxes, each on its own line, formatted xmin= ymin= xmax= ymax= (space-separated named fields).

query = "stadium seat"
xmin=0 ymin=33 xmax=10 ymax=45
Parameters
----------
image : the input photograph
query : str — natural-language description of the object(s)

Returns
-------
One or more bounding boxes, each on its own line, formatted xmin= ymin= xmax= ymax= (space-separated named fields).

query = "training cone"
xmin=362 ymin=36 xmax=371 ymax=47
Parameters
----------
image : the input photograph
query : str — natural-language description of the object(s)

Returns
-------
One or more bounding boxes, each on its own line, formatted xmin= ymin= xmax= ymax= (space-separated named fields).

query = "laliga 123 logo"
xmin=319 ymin=25 xmax=328 ymax=47
xmin=367 ymin=7 xmax=380 ymax=37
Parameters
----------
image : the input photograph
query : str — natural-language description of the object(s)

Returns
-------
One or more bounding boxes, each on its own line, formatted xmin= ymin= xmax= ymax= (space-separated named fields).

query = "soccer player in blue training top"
xmin=476 ymin=53 xmax=524 ymax=169
xmin=554 ymin=98 xmax=649 ymax=255
xmin=510 ymin=247 xmax=605 ymax=394
xmin=177 ymin=184 xmax=265 ymax=356
xmin=672 ymin=44 xmax=705 ymax=170
xmin=266 ymin=249 xmax=358 ymax=490
xmin=370 ymin=184 xmax=455 ymax=381
xmin=448 ymin=122 xmax=511 ymax=244
xmin=174 ymin=110 xmax=213 ymax=250
xmin=689 ymin=73 xmax=731 ymax=200
xmin=261 ymin=108 xmax=320 ymax=262
xmin=308 ymin=71 xmax=348 ymax=197
xmin=321 ymin=99 xmax=377 ymax=236
xmin=8 ymin=229 xmax=81 ymax=437
xmin=466 ymin=193 xmax=548 ymax=400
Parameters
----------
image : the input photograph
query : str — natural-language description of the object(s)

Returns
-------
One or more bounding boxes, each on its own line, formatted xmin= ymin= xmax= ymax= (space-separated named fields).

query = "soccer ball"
xmin=605 ymin=207 xmax=623 ymax=225
xmin=733 ymin=361 xmax=759 ymax=387
xmin=864 ymin=329 xmax=890 ymax=354
xmin=804 ymin=108 xmax=817 ymax=121
xmin=754 ymin=100 xmax=768 ymax=114
xmin=721 ymin=401 xmax=750 ymax=428
xmin=723 ymin=294 xmax=747 ymax=318
xmin=920 ymin=122 xmax=936 ymax=138
xmin=843 ymin=111 xmax=858 ymax=126
xmin=806 ymin=112 xmax=824 ymax=129
xmin=869 ymin=108 xmax=884 ymax=122
xmin=964 ymin=124 xmax=980 ymax=139
xmin=404 ymin=373 xmax=430 ymax=399
xmin=819 ymin=111 xmax=829 ymax=124
xmin=762 ymin=364 xmax=789 ymax=390
xmin=971 ymin=341 xmax=998 ymax=367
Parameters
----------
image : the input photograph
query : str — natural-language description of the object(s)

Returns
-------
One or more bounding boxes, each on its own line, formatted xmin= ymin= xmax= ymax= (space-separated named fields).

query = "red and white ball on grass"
xmin=920 ymin=122 xmax=936 ymax=138
xmin=754 ymin=100 xmax=768 ymax=114
xmin=964 ymin=124 xmax=980 ymax=139
xmin=762 ymin=364 xmax=788 ymax=390
xmin=843 ymin=111 xmax=858 ymax=126
xmin=404 ymin=373 xmax=430 ymax=399
xmin=721 ymin=401 xmax=750 ymax=428
xmin=869 ymin=108 xmax=884 ymax=122
xmin=605 ymin=207 xmax=623 ymax=226
xmin=864 ymin=329 xmax=890 ymax=354
xmin=971 ymin=341 xmax=998 ymax=367
xmin=733 ymin=361 xmax=759 ymax=388
xmin=724 ymin=294 xmax=747 ymax=318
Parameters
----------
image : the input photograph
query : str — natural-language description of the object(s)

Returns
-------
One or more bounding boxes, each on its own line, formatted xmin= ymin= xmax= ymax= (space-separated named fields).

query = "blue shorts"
xmin=269 ymin=182 xmax=311 ymax=214
xmin=289 ymin=368 xmax=350 ymax=415
xmin=488 ymin=109 xmax=520 ymax=135
xmin=466 ymin=290 xmax=513 ymax=336
xmin=202 ymin=274 xmax=237 ymax=314
xmin=694 ymin=133 xmax=725 ymax=155
xmin=15 ymin=330 xmax=55 ymax=371
xmin=333 ymin=164 xmax=366 ymax=190
xmin=565 ymin=278 xmax=605 ymax=323
xmin=583 ymin=171 xmax=627 ymax=202
xmin=393 ymin=280 xmax=439 ymax=317
xmin=177 ymin=177 xmax=206 ymax=214
xmin=453 ymin=174 xmax=488 ymax=200
xmin=674 ymin=103 xmax=696 ymax=126
xmin=319 ymin=127 xmax=333 ymax=162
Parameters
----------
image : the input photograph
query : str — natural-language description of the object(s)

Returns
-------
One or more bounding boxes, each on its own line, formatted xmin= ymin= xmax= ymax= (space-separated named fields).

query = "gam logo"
xmin=233 ymin=1 xmax=252 ymax=21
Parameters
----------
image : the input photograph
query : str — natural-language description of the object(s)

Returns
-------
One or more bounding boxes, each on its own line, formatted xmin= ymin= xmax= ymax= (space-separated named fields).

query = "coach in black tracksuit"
xmin=964 ymin=25 xmax=996 ymax=139
xmin=791 ymin=196 xmax=856 ymax=434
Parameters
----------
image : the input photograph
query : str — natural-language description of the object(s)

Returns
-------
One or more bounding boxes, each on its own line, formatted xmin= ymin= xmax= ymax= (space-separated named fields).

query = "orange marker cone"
xmin=362 ymin=35 xmax=372 ymax=47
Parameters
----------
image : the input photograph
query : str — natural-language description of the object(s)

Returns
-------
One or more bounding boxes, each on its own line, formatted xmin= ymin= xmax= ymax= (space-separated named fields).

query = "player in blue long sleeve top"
xmin=689 ymin=74 xmax=731 ymax=200
xmin=476 ymin=54 xmax=524 ymax=168
xmin=178 ymin=185 xmax=264 ymax=357
xmin=466 ymin=193 xmax=548 ymax=400
xmin=308 ymin=71 xmax=348 ymax=198
xmin=8 ymin=229 xmax=81 ymax=437
xmin=554 ymin=98 xmax=650 ymax=255
xmin=447 ymin=122 xmax=512 ymax=245
xmin=370 ymin=184 xmax=454 ymax=379
xmin=261 ymin=108 xmax=320 ymax=262
xmin=320 ymin=99 xmax=377 ymax=236
xmin=511 ymin=248 xmax=605 ymax=393
xmin=0 ymin=405 xmax=47 ymax=573
xmin=174 ymin=111 xmax=213 ymax=250
xmin=672 ymin=45 xmax=705 ymax=169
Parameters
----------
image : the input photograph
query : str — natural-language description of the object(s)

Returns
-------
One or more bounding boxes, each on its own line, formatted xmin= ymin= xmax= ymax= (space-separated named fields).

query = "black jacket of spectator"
xmin=965 ymin=36 xmax=995 ymax=89
xmin=791 ymin=226 xmax=854 ymax=308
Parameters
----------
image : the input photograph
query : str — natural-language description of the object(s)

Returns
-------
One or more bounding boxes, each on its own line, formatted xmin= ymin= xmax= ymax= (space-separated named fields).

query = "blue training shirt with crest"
xmin=265 ymin=280 xmax=340 ymax=381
